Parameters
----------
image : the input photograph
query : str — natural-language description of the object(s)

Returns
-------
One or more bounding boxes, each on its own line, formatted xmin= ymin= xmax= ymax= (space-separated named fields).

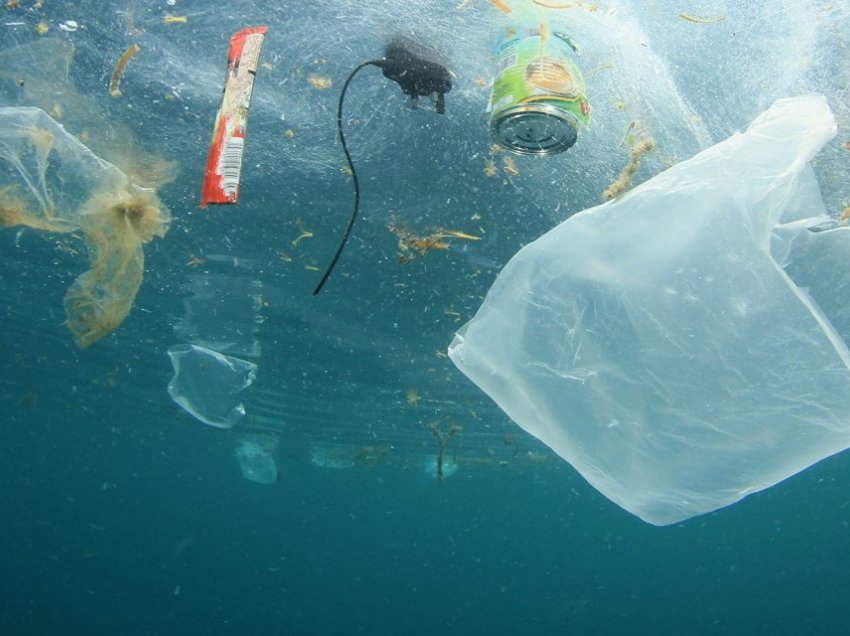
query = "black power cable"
xmin=313 ymin=40 xmax=453 ymax=295
xmin=312 ymin=60 xmax=384 ymax=296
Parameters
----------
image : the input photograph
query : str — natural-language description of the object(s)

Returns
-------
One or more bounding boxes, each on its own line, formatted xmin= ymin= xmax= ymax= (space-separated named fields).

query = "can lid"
xmin=492 ymin=105 xmax=579 ymax=156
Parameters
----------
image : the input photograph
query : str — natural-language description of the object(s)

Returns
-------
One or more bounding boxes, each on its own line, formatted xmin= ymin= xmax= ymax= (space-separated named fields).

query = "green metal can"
xmin=489 ymin=25 xmax=590 ymax=156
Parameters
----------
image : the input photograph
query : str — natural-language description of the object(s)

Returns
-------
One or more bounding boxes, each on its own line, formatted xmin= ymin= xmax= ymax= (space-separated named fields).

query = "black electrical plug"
xmin=380 ymin=38 xmax=453 ymax=114
xmin=313 ymin=38 xmax=454 ymax=295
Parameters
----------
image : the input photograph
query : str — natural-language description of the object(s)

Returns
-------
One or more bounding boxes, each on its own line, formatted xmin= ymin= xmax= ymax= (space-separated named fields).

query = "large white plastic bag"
xmin=448 ymin=95 xmax=846 ymax=526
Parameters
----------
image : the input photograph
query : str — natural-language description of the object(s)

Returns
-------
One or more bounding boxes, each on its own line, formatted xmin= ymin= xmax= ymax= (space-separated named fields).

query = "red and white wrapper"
xmin=200 ymin=26 xmax=268 ymax=207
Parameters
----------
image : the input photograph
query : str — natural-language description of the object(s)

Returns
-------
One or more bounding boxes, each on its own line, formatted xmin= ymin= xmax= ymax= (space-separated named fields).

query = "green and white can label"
xmin=489 ymin=25 xmax=590 ymax=155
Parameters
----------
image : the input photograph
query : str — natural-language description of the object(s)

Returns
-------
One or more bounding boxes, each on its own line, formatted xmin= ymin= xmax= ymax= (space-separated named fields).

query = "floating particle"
xmin=440 ymin=229 xmax=480 ymax=241
xmin=58 ymin=20 xmax=78 ymax=32
xmin=388 ymin=221 xmax=479 ymax=263
xmin=602 ymin=137 xmax=656 ymax=200
xmin=483 ymin=159 xmax=497 ymax=177
xmin=406 ymin=388 xmax=420 ymax=407
xmin=284 ymin=129 xmax=295 ymax=138
xmin=35 ymin=20 xmax=48 ymax=35
xmin=163 ymin=13 xmax=187 ymax=24
xmin=186 ymin=254 xmax=205 ymax=268
xmin=679 ymin=13 xmax=727 ymax=24
xmin=291 ymin=220 xmax=314 ymax=247
xmin=502 ymin=155 xmax=519 ymax=176
xmin=307 ymin=74 xmax=332 ymax=90
xmin=109 ymin=44 xmax=140 ymax=98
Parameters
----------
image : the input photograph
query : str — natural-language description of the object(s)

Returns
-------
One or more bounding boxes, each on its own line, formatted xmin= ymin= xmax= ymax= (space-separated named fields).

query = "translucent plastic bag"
xmin=167 ymin=344 xmax=258 ymax=429
xmin=0 ymin=106 xmax=170 ymax=347
xmin=235 ymin=435 xmax=279 ymax=484
xmin=449 ymin=95 xmax=849 ymax=525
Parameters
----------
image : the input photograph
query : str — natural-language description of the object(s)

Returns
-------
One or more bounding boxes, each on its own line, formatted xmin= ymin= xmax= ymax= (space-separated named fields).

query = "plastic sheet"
xmin=167 ymin=344 xmax=257 ymax=429
xmin=235 ymin=435 xmax=279 ymax=484
xmin=0 ymin=106 xmax=170 ymax=347
xmin=174 ymin=275 xmax=264 ymax=359
xmin=449 ymin=95 xmax=849 ymax=525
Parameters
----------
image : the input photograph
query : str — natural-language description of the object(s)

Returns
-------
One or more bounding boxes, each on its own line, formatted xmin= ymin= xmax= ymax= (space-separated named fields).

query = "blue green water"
xmin=3 ymin=387 xmax=850 ymax=634
xmin=3 ymin=1 xmax=850 ymax=633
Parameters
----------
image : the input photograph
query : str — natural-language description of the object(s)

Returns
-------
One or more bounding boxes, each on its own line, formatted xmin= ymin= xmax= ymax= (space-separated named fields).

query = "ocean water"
xmin=2 ymin=1 xmax=850 ymax=634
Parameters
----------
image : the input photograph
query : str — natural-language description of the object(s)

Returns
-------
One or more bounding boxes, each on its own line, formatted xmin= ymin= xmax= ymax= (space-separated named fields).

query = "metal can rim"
xmin=491 ymin=104 xmax=580 ymax=156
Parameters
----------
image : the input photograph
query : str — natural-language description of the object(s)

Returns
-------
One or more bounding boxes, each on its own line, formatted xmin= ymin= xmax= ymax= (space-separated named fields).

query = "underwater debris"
xmin=532 ymin=1 xmax=575 ymax=8
xmin=307 ymin=74 xmax=333 ymax=90
xmin=64 ymin=188 xmax=169 ymax=348
xmin=186 ymin=253 xmax=205 ymax=268
xmin=488 ymin=0 xmax=512 ymax=14
xmin=388 ymin=221 xmax=449 ymax=262
xmin=426 ymin=421 xmax=462 ymax=484
xmin=1 ymin=38 xmax=176 ymax=189
xmin=163 ymin=13 xmax=187 ymax=24
xmin=201 ymin=27 xmax=268 ymax=206
xmin=0 ymin=186 xmax=67 ymax=233
xmin=502 ymin=155 xmax=519 ymax=176
xmin=167 ymin=344 xmax=257 ymax=428
xmin=678 ymin=13 xmax=727 ymax=24
xmin=0 ymin=106 xmax=171 ymax=347
xmin=291 ymin=219 xmax=314 ymax=247
xmin=405 ymin=387 xmax=420 ymax=407
xmin=235 ymin=435 xmax=278 ymax=484
xmin=387 ymin=220 xmax=480 ymax=263
xmin=602 ymin=136 xmax=656 ymax=200
xmin=109 ymin=44 xmax=140 ymax=98
xmin=483 ymin=159 xmax=497 ymax=177
xmin=441 ymin=229 xmax=481 ymax=241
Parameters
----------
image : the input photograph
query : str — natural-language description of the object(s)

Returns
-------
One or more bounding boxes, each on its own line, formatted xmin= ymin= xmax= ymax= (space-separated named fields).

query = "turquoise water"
xmin=2 ymin=1 xmax=850 ymax=633
xmin=3 ymin=391 xmax=850 ymax=634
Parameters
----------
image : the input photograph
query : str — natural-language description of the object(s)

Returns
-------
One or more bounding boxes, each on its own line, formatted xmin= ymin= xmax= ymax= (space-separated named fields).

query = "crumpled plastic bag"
xmin=0 ymin=106 xmax=170 ymax=347
xmin=167 ymin=344 xmax=258 ymax=429
xmin=449 ymin=94 xmax=849 ymax=525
